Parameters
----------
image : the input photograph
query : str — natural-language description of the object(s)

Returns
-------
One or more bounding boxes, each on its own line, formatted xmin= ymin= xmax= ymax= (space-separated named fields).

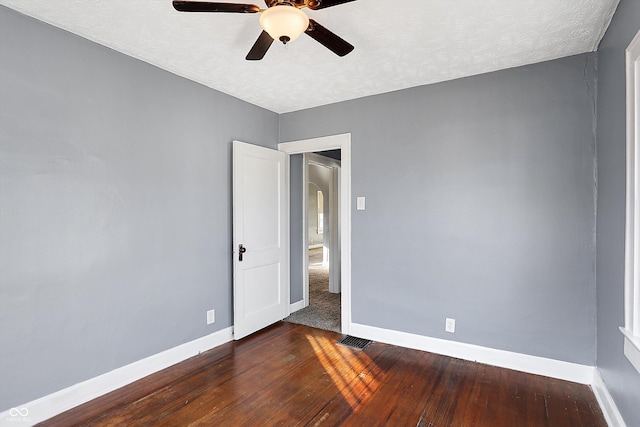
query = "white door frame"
xmin=279 ymin=133 xmax=351 ymax=335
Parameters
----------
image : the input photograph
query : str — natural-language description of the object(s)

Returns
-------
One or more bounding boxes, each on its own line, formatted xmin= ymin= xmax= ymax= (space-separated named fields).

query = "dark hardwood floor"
xmin=39 ymin=322 xmax=606 ymax=426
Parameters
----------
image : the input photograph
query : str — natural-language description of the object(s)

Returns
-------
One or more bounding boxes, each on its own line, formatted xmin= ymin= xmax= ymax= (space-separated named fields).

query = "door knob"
xmin=238 ymin=244 xmax=247 ymax=261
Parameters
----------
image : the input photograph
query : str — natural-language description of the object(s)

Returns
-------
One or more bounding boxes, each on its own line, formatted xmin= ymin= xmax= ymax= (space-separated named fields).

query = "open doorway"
xmin=291 ymin=152 xmax=341 ymax=332
xmin=279 ymin=133 xmax=352 ymax=335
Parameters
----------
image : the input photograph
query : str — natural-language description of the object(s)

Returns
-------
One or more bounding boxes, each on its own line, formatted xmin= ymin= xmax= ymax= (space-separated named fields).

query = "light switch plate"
xmin=357 ymin=197 xmax=366 ymax=210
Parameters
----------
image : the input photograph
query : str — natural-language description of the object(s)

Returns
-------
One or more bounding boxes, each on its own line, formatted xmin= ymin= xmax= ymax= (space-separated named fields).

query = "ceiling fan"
xmin=172 ymin=0 xmax=356 ymax=60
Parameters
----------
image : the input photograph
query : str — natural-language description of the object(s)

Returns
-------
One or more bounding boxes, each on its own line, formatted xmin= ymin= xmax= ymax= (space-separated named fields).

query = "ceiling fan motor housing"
xmin=259 ymin=4 xmax=310 ymax=44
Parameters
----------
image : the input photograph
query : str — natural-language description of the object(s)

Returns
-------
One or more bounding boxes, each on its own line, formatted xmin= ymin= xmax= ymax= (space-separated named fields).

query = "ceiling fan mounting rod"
xmin=273 ymin=1 xmax=296 ymax=7
xmin=269 ymin=0 xmax=319 ymax=8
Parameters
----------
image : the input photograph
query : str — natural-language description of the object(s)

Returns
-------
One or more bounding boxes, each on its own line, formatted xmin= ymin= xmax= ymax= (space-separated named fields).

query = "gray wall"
xmin=595 ymin=0 xmax=640 ymax=425
xmin=281 ymin=53 xmax=598 ymax=365
xmin=290 ymin=154 xmax=304 ymax=303
xmin=0 ymin=6 xmax=278 ymax=410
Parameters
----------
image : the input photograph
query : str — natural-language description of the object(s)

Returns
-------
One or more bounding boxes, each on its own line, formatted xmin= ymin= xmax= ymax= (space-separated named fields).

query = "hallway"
xmin=284 ymin=248 xmax=340 ymax=332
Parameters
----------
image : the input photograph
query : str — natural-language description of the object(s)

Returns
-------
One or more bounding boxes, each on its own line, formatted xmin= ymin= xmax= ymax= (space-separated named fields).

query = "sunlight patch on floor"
xmin=306 ymin=334 xmax=380 ymax=410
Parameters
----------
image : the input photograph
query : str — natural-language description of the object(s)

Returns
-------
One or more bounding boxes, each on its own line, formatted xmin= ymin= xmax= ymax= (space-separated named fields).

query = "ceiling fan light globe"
xmin=260 ymin=5 xmax=309 ymax=44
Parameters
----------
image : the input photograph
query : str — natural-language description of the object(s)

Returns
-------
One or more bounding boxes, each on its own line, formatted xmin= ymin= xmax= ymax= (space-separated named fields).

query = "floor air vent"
xmin=337 ymin=336 xmax=372 ymax=350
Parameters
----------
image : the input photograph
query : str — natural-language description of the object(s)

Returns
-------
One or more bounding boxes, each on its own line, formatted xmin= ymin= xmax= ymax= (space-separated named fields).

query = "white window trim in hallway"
xmin=622 ymin=29 xmax=640 ymax=374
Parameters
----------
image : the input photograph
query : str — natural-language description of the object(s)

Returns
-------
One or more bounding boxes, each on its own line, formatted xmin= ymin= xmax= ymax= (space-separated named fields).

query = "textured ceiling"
xmin=0 ymin=0 xmax=619 ymax=113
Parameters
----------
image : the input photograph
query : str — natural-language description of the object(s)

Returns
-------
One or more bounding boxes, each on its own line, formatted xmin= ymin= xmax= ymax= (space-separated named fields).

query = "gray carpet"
xmin=284 ymin=252 xmax=341 ymax=333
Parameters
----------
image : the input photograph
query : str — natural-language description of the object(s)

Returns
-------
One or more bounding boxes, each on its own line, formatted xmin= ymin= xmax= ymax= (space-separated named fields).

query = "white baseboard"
xmin=0 ymin=327 xmax=234 ymax=426
xmin=289 ymin=300 xmax=306 ymax=314
xmin=349 ymin=322 xmax=595 ymax=385
xmin=592 ymin=368 xmax=627 ymax=427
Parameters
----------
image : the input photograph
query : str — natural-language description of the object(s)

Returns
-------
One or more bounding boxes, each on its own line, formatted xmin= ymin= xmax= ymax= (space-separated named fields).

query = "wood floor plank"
xmin=37 ymin=322 xmax=607 ymax=427
xmin=456 ymin=363 xmax=495 ymax=426
xmin=415 ymin=358 xmax=475 ymax=426
xmin=494 ymin=365 xmax=526 ymax=426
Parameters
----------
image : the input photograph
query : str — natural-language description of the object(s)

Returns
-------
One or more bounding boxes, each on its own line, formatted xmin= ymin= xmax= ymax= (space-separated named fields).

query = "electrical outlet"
xmin=207 ymin=309 xmax=215 ymax=325
xmin=445 ymin=317 xmax=456 ymax=333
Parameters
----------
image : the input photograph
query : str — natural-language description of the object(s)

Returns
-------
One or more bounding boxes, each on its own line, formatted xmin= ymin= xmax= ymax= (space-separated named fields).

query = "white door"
xmin=233 ymin=141 xmax=289 ymax=340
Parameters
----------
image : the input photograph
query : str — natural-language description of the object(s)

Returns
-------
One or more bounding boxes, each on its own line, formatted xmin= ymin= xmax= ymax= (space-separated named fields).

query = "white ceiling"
xmin=0 ymin=0 xmax=619 ymax=113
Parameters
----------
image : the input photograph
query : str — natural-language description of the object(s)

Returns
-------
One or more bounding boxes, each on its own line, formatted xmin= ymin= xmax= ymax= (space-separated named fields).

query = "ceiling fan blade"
xmin=305 ymin=19 xmax=354 ymax=57
xmin=307 ymin=0 xmax=356 ymax=10
xmin=246 ymin=31 xmax=274 ymax=60
xmin=172 ymin=1 xmax=261 ymax=13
